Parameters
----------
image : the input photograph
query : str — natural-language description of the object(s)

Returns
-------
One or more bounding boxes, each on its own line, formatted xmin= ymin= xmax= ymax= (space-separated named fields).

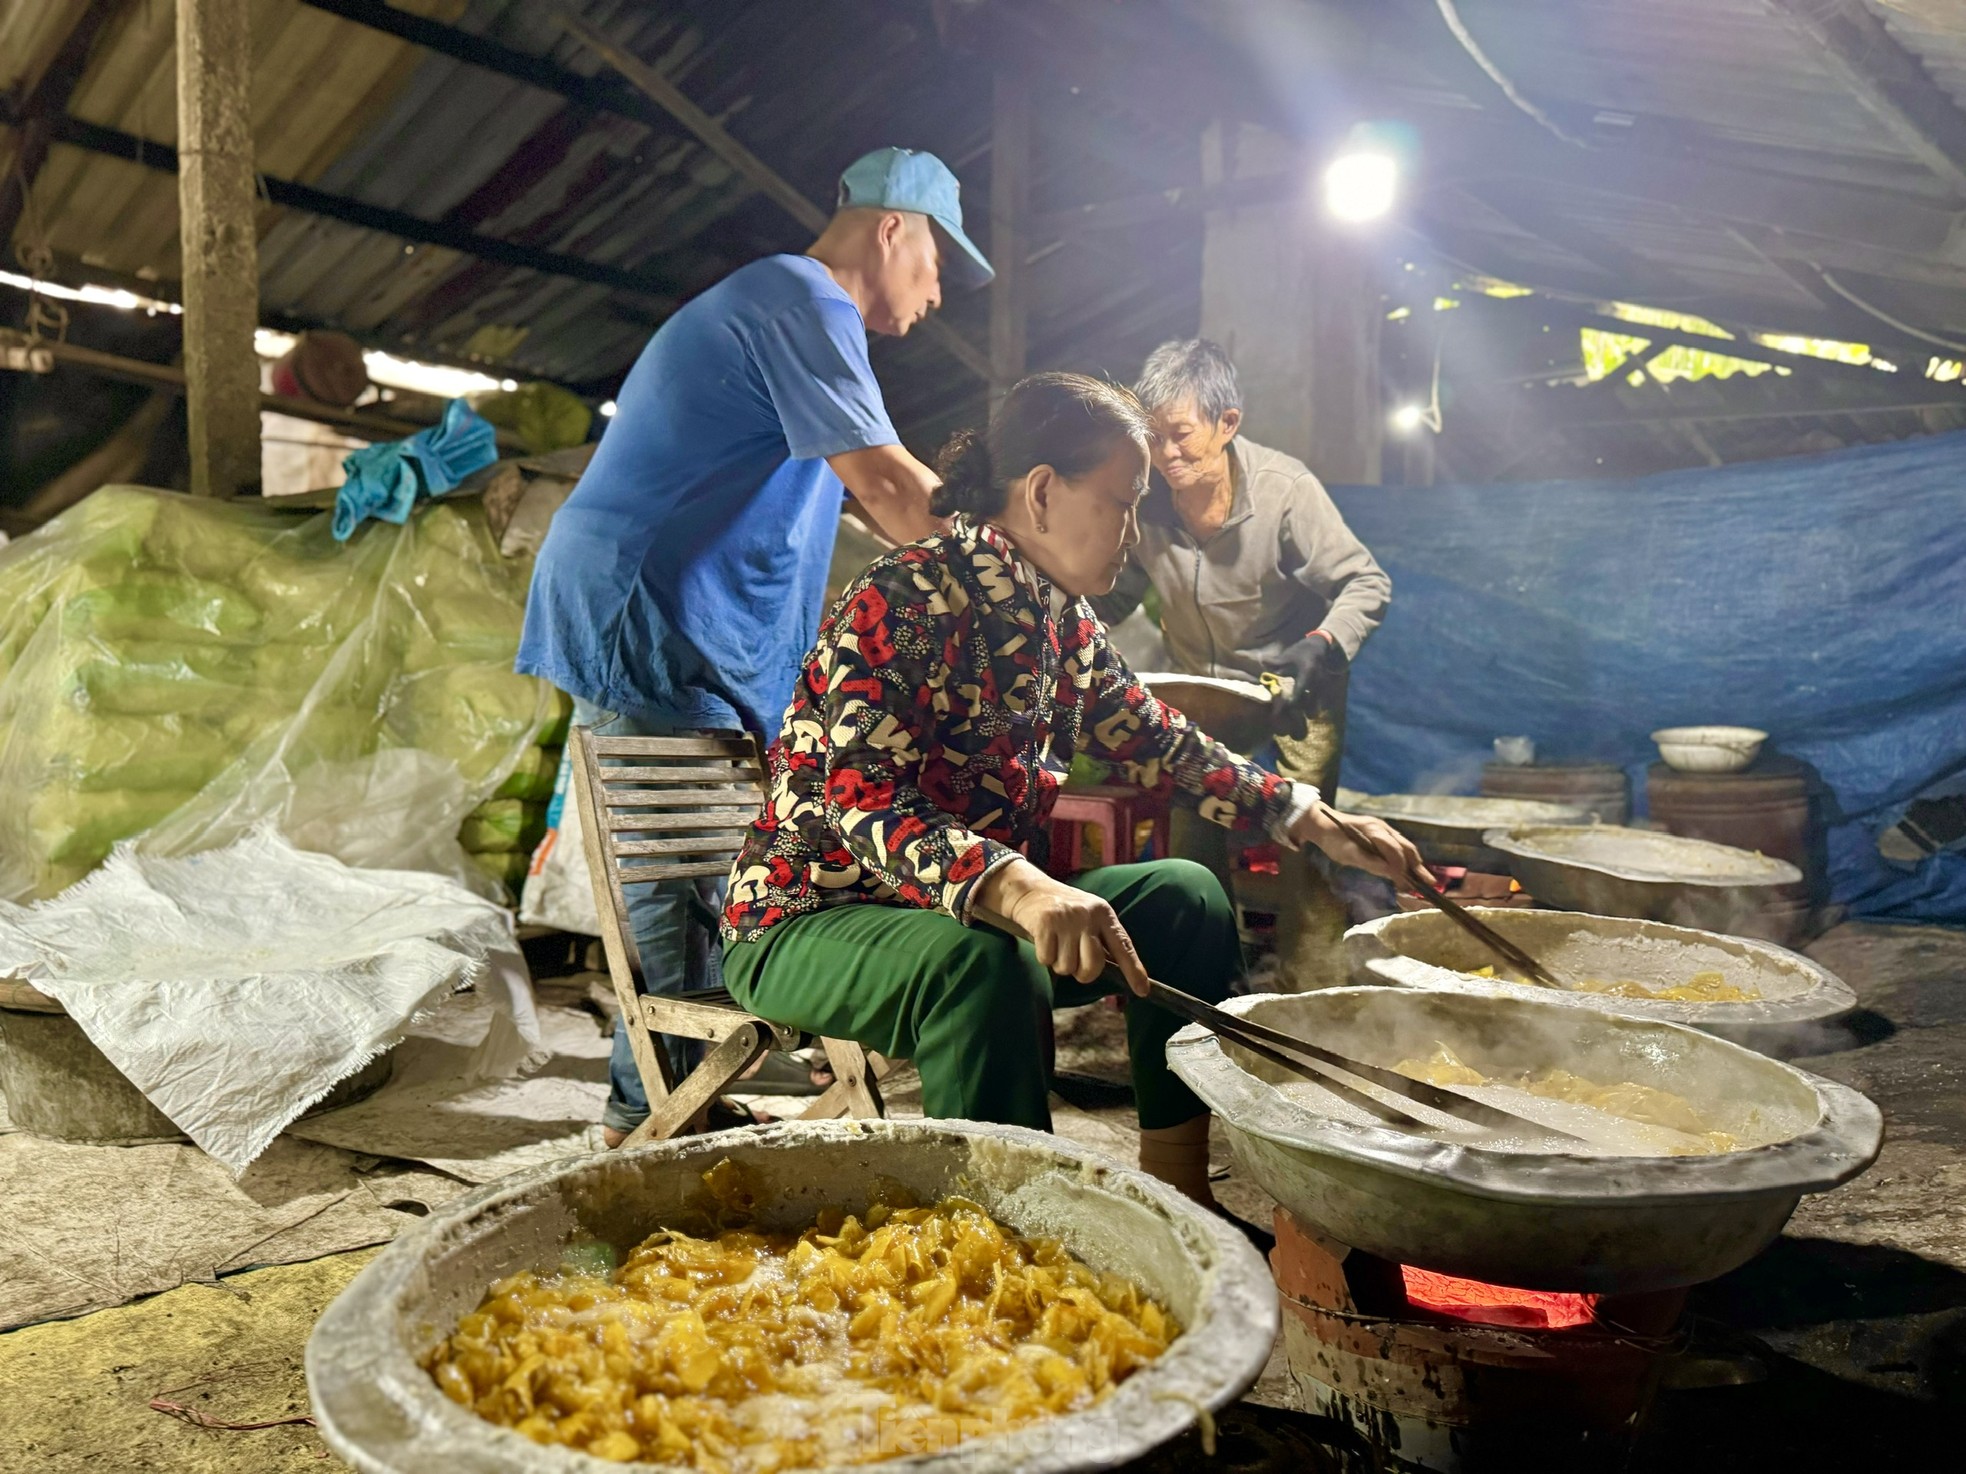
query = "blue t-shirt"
xmin=516 ymin=255 xmax=897 ymax=732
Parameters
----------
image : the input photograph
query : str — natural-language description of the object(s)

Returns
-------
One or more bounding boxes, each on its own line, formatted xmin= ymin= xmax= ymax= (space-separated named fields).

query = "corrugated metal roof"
xmin=5 ymin=0 xmax=1966 ymax=486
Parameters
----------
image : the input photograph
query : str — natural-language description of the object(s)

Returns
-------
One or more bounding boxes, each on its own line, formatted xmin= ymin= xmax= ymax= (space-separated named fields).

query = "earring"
xmin=1036 ymin=521 xmax=1047 ymax=534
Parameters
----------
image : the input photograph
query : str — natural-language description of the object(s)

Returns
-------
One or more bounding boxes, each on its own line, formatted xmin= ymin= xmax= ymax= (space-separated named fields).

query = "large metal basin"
xmin=1484 ymin=823 xmax=1802 ymax=938
xmin=1167 ymin=987 xmax=1880 ymax=1294
xmin=1346 ymin=908 xmax=1857 ymax=1056
xmin=307 ymin=1118 xmax=1277 ymax=1474
xmin=1347 ymin=794 xmax=1590 ymax=870
xmin=1136 ymin=672 xmax=1274 ymax=754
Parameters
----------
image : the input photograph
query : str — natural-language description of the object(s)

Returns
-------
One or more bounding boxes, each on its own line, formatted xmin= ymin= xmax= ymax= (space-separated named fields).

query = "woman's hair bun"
xmin=928 ymin=372 xmax=1149 ymax=524
xmin=931 ymin=426 xmax=995 ymax=519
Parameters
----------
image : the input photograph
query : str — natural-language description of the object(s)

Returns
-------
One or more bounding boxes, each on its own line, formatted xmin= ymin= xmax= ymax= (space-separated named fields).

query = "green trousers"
xmin=722 ymin=859 xmax=1239 ymax=1132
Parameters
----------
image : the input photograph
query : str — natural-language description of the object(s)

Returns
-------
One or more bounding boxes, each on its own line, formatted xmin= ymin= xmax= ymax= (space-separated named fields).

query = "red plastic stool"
xmin=1046 ymin=784 xmax=1171 ymax=876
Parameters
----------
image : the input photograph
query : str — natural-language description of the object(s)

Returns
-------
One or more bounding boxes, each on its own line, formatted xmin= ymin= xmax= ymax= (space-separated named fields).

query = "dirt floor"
xmin=2 ymin=920 xmax=1962 ymax=1473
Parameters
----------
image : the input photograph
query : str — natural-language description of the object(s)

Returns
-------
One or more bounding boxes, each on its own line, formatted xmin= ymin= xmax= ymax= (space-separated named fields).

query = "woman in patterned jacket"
xmin=721 ymin=372 xmax=1422 ymax=1213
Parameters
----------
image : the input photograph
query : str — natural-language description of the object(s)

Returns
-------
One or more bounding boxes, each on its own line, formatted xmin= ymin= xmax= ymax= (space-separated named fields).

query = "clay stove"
xmin=1272 ymin=1210 xmax=1687 ymax=1472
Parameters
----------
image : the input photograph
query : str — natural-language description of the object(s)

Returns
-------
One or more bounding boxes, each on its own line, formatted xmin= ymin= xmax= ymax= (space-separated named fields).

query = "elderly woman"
xmin=721 ymin=372 xmax=1421 ymax=1213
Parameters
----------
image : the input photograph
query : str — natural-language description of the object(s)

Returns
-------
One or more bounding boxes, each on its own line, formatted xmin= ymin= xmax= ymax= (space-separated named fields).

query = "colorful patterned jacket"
xmin=721 ymin=517 xmax=1302 ymax=941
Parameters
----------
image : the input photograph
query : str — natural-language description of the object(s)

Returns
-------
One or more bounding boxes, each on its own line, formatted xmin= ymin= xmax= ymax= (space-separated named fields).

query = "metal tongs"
xmin=1321 ymin=809 xmax=1568 ymax=990
xmin=973 ymin=906 xmax=1585 ymax=1141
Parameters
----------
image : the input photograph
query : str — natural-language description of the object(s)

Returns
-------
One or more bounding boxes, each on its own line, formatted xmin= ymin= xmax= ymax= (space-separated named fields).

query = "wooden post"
xmin=1199 ymin=121 xmax=1382 ymax=485
xmin=175 ymin=0 xmax=261 ymax=497
xmin=989 ymin=72 xmax=1030 ymax=403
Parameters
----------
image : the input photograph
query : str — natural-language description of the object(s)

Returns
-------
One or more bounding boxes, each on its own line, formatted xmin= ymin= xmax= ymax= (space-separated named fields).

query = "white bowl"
xmin=1652 ymin=725 xmax=1767 ymax=773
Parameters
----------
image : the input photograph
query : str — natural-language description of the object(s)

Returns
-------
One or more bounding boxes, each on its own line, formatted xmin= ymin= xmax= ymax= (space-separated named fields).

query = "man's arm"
xmin=1283 ymin=471 xmax=1391 ymax=659
xmin=828 ymin=443 xmax=942 ymax=545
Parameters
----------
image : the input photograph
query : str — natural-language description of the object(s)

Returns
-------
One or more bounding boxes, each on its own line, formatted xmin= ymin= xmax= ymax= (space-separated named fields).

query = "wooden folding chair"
xmin=570 ymin=725 xmax=891 ymax=1148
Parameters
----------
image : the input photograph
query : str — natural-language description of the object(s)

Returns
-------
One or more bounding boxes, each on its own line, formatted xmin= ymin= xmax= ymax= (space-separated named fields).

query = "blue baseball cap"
xmin=837 ymin=147 xmax=995 ymax=289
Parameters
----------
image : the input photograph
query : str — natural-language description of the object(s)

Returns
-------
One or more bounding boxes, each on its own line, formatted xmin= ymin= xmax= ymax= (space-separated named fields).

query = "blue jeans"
xmin=576 ymin=701 xmax=731 ymax=1132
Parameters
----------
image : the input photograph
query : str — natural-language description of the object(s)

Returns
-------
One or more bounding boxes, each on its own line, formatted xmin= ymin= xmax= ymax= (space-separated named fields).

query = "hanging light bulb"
xmin=1324 ymin=149 xmax=1399 ymax=223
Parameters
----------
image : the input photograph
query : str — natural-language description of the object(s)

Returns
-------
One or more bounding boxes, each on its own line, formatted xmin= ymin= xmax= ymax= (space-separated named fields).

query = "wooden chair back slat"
xmin=570 ymin=723 xmax=895 ymax=1146
xmin=585 ymin=788 xmax=761 ymax=809
xmin=577 ymin=730 xmax=767 ymax=885
xmin=587 ymin=735 xmax=758 ymax=759
xmin=612 ymin=837 xmax=747 ymax=859
xmin=592 ymin=764 xmax=760 ymax=785
xmin=616 ymin=860 xmax=738 ymax=884
xmin=603 ymin=810 xmax=759 ymax=832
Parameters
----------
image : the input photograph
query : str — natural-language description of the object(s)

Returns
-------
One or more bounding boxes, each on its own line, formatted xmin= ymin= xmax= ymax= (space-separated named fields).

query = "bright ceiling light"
xmin=1323 ymin=149 xmax=1398 ymax=223
xmin=1389 ymin=403 xmax=1426 ymax=433
xmin=599 ymin=400 xmax=618 ymax=418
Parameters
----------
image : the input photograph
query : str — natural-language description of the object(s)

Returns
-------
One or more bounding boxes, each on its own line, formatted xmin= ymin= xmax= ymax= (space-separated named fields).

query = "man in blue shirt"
xmin=518 ymin=148 xmax=992 ymax=1143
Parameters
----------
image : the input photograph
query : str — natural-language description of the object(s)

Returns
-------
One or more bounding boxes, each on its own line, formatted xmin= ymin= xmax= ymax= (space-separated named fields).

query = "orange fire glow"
xmin=1400 ymin=1265 xmax=1600 ymax=1330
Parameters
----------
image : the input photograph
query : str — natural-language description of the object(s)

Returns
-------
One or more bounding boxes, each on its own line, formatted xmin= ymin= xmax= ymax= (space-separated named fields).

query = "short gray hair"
xmin=1134 ymin=338 xmax=1240 ymax=423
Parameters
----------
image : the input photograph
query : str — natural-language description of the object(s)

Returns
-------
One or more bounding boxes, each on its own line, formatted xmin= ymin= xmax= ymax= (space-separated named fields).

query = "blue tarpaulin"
xmin=1330 ymin=429 xmax=1966 ymax=926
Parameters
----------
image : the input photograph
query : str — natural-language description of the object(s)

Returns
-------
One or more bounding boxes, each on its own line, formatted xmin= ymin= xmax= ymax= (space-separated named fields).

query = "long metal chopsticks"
xmin=973 ymin=906 xmax=1585 ymax=1141
xmin=1321 ymin=810 xmax=1568 ymax=990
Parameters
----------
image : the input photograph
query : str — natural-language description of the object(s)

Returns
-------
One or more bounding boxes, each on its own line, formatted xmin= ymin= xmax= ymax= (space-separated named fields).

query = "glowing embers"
xmin=1399 ymin=1265 xmax=1599 ymax=1330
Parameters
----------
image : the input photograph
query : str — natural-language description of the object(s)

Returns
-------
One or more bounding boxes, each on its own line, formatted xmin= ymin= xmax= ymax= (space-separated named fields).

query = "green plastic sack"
xmin=0 ymin=487 xmax=552 ymax=903
xmin=28 ymin=787 xmax=200 ymax=867
xmin=468 ymin=849 xmax=530 ymax=892
xmin=386 ymin=664 xmax=550 ymax=785
xmin=538 ymin=689 xmax=574 ymax=747
xmin=467 ymin=382 xmax=592 ymax=455
xmin=59 ymin=570 xmax=264 ymax=645
xmin=459 ymin=798 xmax=547 ymax=855
xmin=24 ymin=709 xmax=238 ymax=794
xmin=494 ymin=744 xmax=559 ymax=802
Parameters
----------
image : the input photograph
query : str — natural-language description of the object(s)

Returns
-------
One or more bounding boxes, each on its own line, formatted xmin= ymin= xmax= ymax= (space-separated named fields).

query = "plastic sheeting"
xmin=0 ymin=486 xmax=554 ymax=902
xmin=1329 ymin=430 xmax=1966 ymax=926
xmin=0 ymin=830 xmax=531 ymax=1175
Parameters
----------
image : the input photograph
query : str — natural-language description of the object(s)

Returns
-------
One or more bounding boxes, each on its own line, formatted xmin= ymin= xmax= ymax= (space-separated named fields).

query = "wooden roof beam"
xmin=7 ymin=110 xmax=681 ymax=302
xmin=297 ymin=1 xmax=991 ymax=381
xmin=558 ymin=14 xmax=992 ymax=383
xmin=1562 ymin=386 xmax=1966 ymax=425
xmin=294 ymin=0 xmax=684 ymax=137
xmin=0 ymin=0 xmax=135 ymax=248
xmin=1448 ymin=180 xmax=1715 ymax=309
xmin=1403 ymin=212 xmax=1957 ymax=364
xmin=1766 ymin=0 xmax=1966 ymax=200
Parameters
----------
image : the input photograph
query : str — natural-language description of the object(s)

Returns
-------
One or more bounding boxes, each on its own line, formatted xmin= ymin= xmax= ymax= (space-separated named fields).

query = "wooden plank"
xmin=614 ymin=860 xmax=734 ymax=884
xmin=18 ymin=335 xmax=442 ymax=441
xmin=591 ymin=788 xmax=764 ymax=810
xmin=28 ymin=112 xmax=680 ymax=300
xmin=0 ymin=0 xmax=134 ymax=248
xmin=610 ymin=837 xmax=746 ymax=859
xmin=594 ymin=765 xmax=763 ymax=786
xmin=1767 ymin=0 xmax=1966 ymax=197
xmin=601 ymin=810 xmax=758 ymax=832
xmin=587 ymin=735 xmax=760 ymax=759
xmin=1564 ymin=389 xmax=1966 ymax=425
xmin=624 ymin=1022 xmax=770 ymax=1146
xmin=641 ymin=995 xmax=799 ymax=1053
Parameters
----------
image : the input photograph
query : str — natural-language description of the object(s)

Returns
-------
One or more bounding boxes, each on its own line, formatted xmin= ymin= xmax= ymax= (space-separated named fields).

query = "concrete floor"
xmin=1 ymin=920 xmax=1961 ymax=1472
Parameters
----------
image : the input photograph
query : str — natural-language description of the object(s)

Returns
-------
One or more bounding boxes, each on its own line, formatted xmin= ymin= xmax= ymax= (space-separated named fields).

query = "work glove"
xmin=1272 ymin=630 xmax=1349 ymax=717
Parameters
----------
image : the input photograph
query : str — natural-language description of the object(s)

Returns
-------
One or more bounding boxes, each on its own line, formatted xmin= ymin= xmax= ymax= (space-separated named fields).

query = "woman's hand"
xmin=1289 ymin=802 xmax=1434 ymax=888
xmin=974 ymin=859 xmax=1151 ymax=996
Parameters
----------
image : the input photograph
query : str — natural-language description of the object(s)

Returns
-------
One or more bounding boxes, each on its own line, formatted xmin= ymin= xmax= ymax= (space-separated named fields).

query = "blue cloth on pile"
xmin=333 ymin=398 xmax=499 ymax=541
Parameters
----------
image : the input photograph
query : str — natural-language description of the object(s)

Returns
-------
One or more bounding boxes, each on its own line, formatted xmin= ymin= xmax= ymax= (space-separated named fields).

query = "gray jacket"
xmin=1094 ymin=437 xmax=1391 ymax=678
